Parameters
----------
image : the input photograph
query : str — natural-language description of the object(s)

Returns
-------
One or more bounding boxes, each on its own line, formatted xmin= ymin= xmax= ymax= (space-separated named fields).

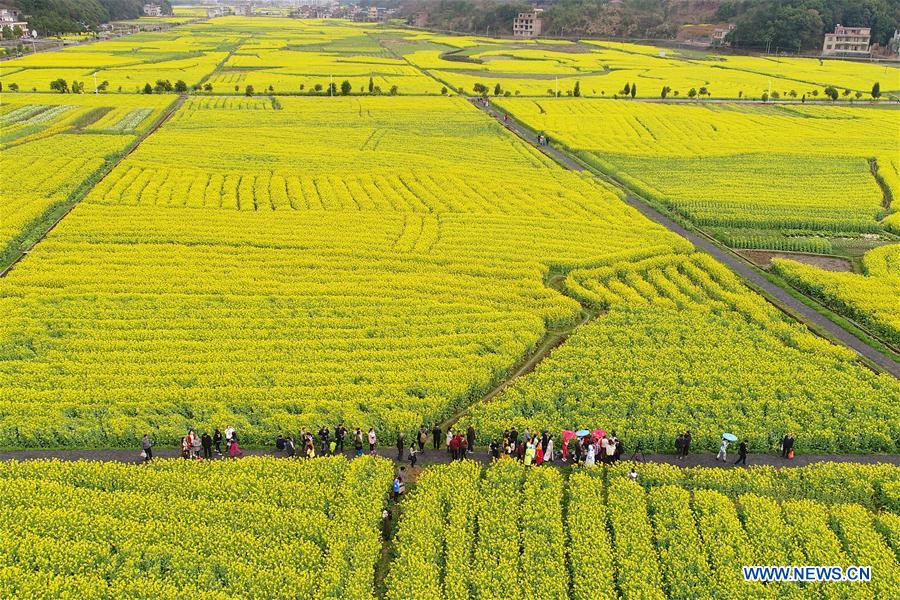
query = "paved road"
xmin=1 ymin=446 xmax=897 ymax=469
xmin=473 ymin=98 xmax=900 ymax=378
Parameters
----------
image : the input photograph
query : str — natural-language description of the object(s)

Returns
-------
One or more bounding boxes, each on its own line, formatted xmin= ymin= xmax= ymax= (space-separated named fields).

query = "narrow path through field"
xmin=471 ymin=98 xmax=900 ymax=378
xmin=437 ymin=275 xmax=598 ymax=433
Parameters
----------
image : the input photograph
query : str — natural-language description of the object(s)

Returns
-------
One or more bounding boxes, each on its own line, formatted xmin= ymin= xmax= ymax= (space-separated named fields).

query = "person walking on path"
xmin=396 ymin=431 xmax=405 ymax=460
xmin=716 ymin=436 xmax=730 ymax=461
xmin=584 ymin=442 xmax=596 ymax=467
xmin=141 ymin=434 xmax=153 ymax=462
xmin=368 ymin=428 xmax=377 ymax=455
xmin=446 ymin=429 xmax=453 ymax=455
xmin=466 ymin=424 xmax=476 ymax=458
xmin=229 ymin=430 xmax=242 ymax=458
xmin=449 ymin=432 xmax=460 ymax=461
xmin=190 ymin=431 xmax=201 ymax=459
xmin=418 ymin=427 xmax=427 ymax=452
xmin=735 ymin=440 xmax=748 ymax=467
xmin=431 ymin=423 xmax=443 ymax=450
xmin=286 ymin=436 xmax=296 ymax=457
xmin=335 ymin=424 xmax=346 ymax=453
xmin=354 ymin=428 xmax=364 ymax=457
xmin=432 ymin=424 xmax=442 ymax=450
xmin=545 ymin=438 xmax=554 ymax=462
xmin=319 ymin=426 xmax=330 ymax=456
xmin=535 ymin=443 xmax=544 ymax=466
xmin=605 ymin=438 xmax=616 ymax=464
xmin=201 ymin=432 xmax=212 ymax=459
xmin=489 ymin=439 xmax=500 ymax=460
xmin=409 ymin=443 xmax=418 ymax=467
xmin=459 ymin=437 xmax=468 ymax=461
xmin=781 ymin=433 xmax=794 ymax=459
xmin=382 ymin=509 xmax=392 ymax=541
xmin=675 ymin=433 xmax=684 ymax=458
xmin=213 ymin=429 xmax=223 ymax=455
xmin=224 ymin=426 xmax=235 ymax=454
xmin=681 ymin=431 xmax=691 ymax=460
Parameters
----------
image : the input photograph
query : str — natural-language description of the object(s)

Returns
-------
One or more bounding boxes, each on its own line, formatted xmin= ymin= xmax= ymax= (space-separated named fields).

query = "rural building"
xmin=822 ymin=24 xmax=870 ymax=57
xmin=207 ymin=6 xmax=227 ymax=17
xmin=143 ymin=3 xmax=163 ymax=17
xmin=232 ymin=3 xmax=252 ymax=16
xmin=677 ymin=23 xmax=734 ymax=47
xmin=513 ymin=9 xmax=543 ymax=39
xmin=0 ymin=8 xmax=28 ymax=35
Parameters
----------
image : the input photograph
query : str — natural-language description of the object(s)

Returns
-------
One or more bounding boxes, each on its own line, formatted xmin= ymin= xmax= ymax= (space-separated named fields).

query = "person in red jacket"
xmin=449 ymin=432 xmax=461 ymax=461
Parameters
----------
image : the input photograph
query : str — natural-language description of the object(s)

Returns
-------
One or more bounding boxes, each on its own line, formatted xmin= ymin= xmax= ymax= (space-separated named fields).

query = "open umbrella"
xmin=592 ymin=429 xmax=606 ymax=441
xmin=576 ymin=429 xmax=591 ymax=437
xmin=723 ymin=433 xmax=738 ymax=442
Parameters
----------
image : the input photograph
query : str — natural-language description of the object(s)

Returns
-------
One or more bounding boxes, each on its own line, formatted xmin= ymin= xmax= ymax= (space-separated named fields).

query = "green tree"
xmin=688 ymin=88 xmax=697 ymax=98
xmin=493 ymin=83 xmax=502 ymax=96
xmin=660 ymin=86 xmax=670 ymax=99
xmin=143 ymin=82 xmax=153 ymax=94
xmin=623 ymin=82 xmax=631 ymax=95
xmin=824 ymin=86 xmax=838 ymax=101
xmin=314 ymin=83 xmax=323 ymax=92
xmin=326 ymin=82 xmax=337 ymax=95
xmin=340 ymin=80 xmax=352 ymax=95
xmin=174 ymin=80 xmax=187 ymax=93
xmin=245 ymin=85 xmax=254 ymax=97
xmin=97 ymin=80 xmax=108 ymax=92
xmin=441 ymin=86 xmax=447 ymax=95
xmin=630 ymin=83 xmax=636 ymax=98
xmin=573 ymin=81 xmax=580 ymax=97
xmin=698 ymin=86 xmax=709 ymax=97
xmin=389 ymin=85 xmax=398 ymax=95
xmin=761 ymin=91 xmax=769 ymax=102
xmin=473 ymin=82 xmax=488 ymax=95
xmin=368 ymin=77 xmax=374 ymax=93
xmin=8 ymin=82 xmax=18 ymax=92
xmin=872 ymin=82 xmax=881 ymax=99
xmin=203 ymin=83 xmax=213 ymax=92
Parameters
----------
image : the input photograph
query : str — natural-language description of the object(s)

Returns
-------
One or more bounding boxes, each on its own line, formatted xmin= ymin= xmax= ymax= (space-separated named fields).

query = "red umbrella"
xmin=561 ymin=430 xmax=576 ymax=459
xmin=592 ymin=429 xmax=606 ymax=441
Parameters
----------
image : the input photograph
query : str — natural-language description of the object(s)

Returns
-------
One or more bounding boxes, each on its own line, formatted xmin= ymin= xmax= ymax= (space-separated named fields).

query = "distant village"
xmin=3 ymin=1 xmax=899 ymax=60
xmin=195 ymin=1 xmax=397 ymax=22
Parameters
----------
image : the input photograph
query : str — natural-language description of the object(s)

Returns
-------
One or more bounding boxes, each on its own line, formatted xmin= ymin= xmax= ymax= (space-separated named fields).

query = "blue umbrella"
xmin=576 ymin=429 xmax=591 ymax=437
xmin=723 ymin=433 xmax=738 ymax=442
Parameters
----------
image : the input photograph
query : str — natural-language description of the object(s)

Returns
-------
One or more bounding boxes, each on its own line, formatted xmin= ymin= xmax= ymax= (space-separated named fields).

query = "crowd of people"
xmin=140 ymin=422 xmax=797 ymax=469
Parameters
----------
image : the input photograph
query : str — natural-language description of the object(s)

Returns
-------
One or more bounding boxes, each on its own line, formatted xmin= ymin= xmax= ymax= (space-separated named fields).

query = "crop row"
xmin=387 ymin=460 xmax=900 ymax=599
xmin=0 ymin=456 xmax=393 ymax=599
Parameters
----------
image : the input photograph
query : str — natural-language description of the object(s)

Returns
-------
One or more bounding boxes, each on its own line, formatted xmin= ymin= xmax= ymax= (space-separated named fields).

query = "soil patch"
xmin=741 ymin=250 xmax=854 ymax=272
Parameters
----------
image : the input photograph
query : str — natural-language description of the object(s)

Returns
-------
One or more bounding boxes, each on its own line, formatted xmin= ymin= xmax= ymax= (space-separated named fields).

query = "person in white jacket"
xmin=717 ymin=436 xmax=730 ymax=461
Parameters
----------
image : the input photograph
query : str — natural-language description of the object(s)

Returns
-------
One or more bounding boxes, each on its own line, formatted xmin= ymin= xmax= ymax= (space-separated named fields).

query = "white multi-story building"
xmin=513 ymin=9 xmax=543 ymax=39
xmin=0 ymin=8 xmax=29 ymax=35
xmin=143 ymin=3 xmax=163 ymax=17
xmin=822 ymin=24 xmax=871 ymax=56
